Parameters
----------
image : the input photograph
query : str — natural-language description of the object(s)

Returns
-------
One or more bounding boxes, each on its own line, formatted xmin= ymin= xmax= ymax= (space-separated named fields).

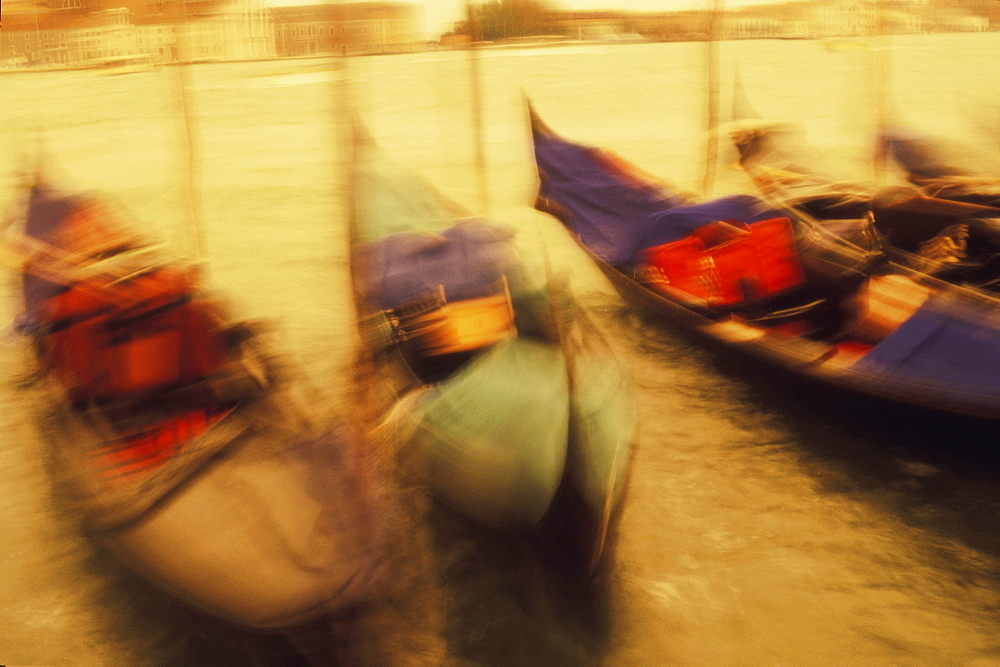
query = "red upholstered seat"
xmin=41 ymin=268 xmax=231 ymax=402
xmin=641 ymin=218 xmax=804 ymax=308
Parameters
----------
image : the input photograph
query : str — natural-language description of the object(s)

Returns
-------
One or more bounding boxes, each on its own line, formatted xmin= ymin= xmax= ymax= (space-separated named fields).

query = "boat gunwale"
xmin=569 ymin=227 xmax=1000 ymax=421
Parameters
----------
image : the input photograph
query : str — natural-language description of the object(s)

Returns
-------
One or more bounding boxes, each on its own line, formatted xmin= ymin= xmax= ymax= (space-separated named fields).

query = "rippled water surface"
xmin=2 ymin=34 xmax=999 ymax=664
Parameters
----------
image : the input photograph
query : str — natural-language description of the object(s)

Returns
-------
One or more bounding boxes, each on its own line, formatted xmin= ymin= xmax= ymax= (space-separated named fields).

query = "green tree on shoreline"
xmin=451 ymin=0 xmax=558 ymax=41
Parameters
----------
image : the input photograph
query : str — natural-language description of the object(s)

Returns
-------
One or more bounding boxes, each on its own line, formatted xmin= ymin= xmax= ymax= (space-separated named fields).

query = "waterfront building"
xmin=2 ymin=0 xmax=272 ymax=67
xmin=2 ymin=4 xmax=140 ymax=66
xmin=270 ymin=2 xmax=424 ymax=56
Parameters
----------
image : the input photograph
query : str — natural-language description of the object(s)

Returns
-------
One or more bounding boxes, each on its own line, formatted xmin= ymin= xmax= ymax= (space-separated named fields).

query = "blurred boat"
xmin=530 ymin=105 xmax=1000 ymax=420
xmin=93 ymin=54 xmax=158 ymax=75
xmin=4 ymin=181 xmax=383 ymax=633
xmin=727 ymin=113 xmax=1000 ymax=293
xmin=348 ymin=126 xmax=636 ymax=574
xmin=877 ymin=125 xmax=1000 ymax=209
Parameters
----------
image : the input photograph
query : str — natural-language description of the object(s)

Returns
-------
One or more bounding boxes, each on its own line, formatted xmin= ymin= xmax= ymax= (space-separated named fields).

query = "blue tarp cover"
xmin=22 ymin=186 xmax=78 ymax=320
xmin=853 ymin=294 xmax=1000 ymax=396
xmin=361 ymin=218 xmax=521 ymax=310
xmin=532 ymin=124 xmax=784 ymax=266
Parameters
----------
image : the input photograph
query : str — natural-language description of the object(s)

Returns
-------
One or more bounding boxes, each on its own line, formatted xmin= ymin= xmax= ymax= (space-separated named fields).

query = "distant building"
xmin=1 ymin=0 xmax=993 ymax=70
xmin=624 ymin=0 xmax=992 ymax=42
xmin=726 ymin=15 xmax=782 ymax=40
xmin=727 ymin=0 xmax=989 ymax=39
xmin=156 ymin=0 xmax=274 ymax=62
xmin=1 ymin=0 xmax=273 ymax=67
xmin=551 ymin=11 xmax=630 ymax=41
xmin=2 ymin=5 xmax=139 ymax=66
xmin=626 ymin=11 xmax=710 ymax=42
xmin=271 ymin=2 xmax=424 ymax=56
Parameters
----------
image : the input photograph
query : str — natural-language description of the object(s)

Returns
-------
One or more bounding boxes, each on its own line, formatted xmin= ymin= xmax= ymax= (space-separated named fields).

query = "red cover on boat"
xmin=641 ymin=235 xmax=716 ymax=302
xmin=642 ymin=218 xmax=804 ymax=307
xmin=740 ymin=217 xmax=804 ymax=297
xmin=42 ymin=268 xmax=230 ymax=401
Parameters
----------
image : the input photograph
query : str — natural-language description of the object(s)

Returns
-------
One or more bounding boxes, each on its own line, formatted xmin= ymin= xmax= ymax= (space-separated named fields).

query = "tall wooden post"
xmin=702 ymin=0 xmax=724 ymax=197
xmin=466 ymin=0 xmax=490 ymax=216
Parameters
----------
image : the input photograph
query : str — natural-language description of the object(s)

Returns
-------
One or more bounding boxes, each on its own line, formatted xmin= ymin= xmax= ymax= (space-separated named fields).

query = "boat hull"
xmin=102 ymin=422 xmax=381 ymax=630
xmin=593 ymin=256 xmax=1000 ymax=420
xmin=402 ymin=337 xmax=571 ymax=530
xmin=32 ymin=345 xmax=384 ymax=630
xmin=568 ymin=343 xmax=635 ymax=524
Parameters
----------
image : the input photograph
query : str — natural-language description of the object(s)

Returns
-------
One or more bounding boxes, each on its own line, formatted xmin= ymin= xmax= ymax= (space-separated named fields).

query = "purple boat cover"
xmin=22 ymin=186 xmax=78 ymax=321
xmin=853 ymin=294 xmax=1000 ymax=397
xmin=879 ymin=127 xmax=968 ymax=180
xmin=532 ymin=122 xmax=784 ymax=266
xmin=361 ymin=218 xmax=521 ymax=310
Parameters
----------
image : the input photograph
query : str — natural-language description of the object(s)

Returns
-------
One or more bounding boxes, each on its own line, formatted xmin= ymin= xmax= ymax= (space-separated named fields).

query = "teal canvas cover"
xmin=406 ymin=337 xmax=570 ymax=529
xmin=569 ymin=344 xmax=636 ymax=518
xmin=353 ymin=147 xmax=471 ymax=241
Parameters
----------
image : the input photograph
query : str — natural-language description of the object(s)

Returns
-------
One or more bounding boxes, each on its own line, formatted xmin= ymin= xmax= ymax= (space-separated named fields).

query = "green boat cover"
xmin=569 ymin=346 xmax=636 ymax=518
xmin=352 ymin=134 xmax=633 ymax=533
xmin=406 ymin=337 xmax=570 ymax=529
xmin=353 ymin=148 xmax=471 ymax=241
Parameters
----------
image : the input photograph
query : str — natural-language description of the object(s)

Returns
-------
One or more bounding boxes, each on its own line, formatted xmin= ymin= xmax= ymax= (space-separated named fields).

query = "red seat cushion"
xmin=41 ymin=268 xmax=230 ymax=401
xmin=641 ymin=218 xmax=804 ymax=307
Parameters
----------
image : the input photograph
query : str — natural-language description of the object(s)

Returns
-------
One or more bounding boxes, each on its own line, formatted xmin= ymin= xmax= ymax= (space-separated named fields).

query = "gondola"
xmin=529 ymin=105 xmax=1000 ymax=421
xmin=347 ymin=125 xmax=636 ymax=575
xmin=727 ymin=115 xmax=1000 ymax=293
xmin=877 ymin=124 xmax=1000 ymax=209
xmin=4 ymin=180 xmax=384 ymax=643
